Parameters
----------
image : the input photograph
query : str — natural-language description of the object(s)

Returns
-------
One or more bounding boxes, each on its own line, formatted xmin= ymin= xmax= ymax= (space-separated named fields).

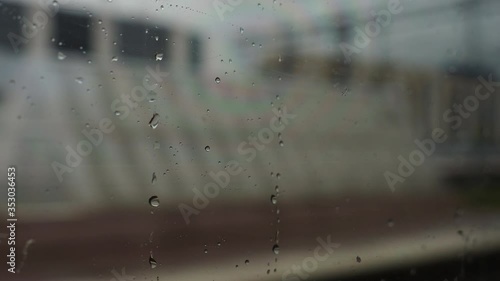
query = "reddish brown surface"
xmin=2 ymin=193 xmax=498 ymax=281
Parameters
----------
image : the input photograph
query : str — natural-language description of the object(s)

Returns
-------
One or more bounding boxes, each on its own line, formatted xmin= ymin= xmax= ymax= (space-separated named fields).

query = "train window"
xmin=189 ymin=35 xmax=202 ymax=72
xmin=444 ymin=66 xmax=498 ymax=150
xmin=0 ymin=2 xmax=23 ymax=53
xmin=55 ymin=11 xmax=91 ymax=54
xmin=117 ymin=21 xmax=169 ymax=60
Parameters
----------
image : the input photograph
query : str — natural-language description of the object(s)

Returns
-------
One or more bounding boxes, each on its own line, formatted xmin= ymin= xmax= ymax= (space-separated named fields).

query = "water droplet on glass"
xmin=149 ymin=113 xmax=160 ymax=129
xmin=114 ymin=111 xmax=121 ymax=116
xmin=245 ymin=259 xmax=250 ymax=265
xmin=204 ymin=249 xmax=208 ymax=254
xmin=149 ymin=196 xmax=160 ymax=207
xmin=57 ymin=52 xmax=66 ymax=60
xmin=111 ymin=56 xmax=118 ymax=62
xmin=75 ymin=77 xmax=83 ymax=84
xmin=215 ymin=77 xmax=221 ymax=84
xmin=273 ymin=244 xmax=279 ymax=254
xmin=155 ymin=53 xmax=163 ymax=61
xmin=279 ymin=140 xmax=284 ymax=147
xmin=387 ymin=219 xmax=395 ymax=227
xmin=149 ymin=255 xmax=157 ymax=268
xmin=356 ymin=256 xmax=362 ymax=263
xmin=205 ymin=146 xmax=211 ymax=152
xmin=271 ymin=195 xmax=277 ymax=205
xmin=151 ymin=172 xmax=157 ymax=184
xmin=240 ymin=27 xmax=244 ymax=34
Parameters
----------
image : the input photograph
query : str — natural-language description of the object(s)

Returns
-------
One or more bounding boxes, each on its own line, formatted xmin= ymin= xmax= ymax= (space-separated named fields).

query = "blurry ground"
xmin=2 ymin=192 xmax=499 ymax=281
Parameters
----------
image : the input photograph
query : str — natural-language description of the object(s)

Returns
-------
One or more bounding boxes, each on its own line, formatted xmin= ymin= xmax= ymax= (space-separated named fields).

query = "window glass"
xmin=0 ymin=1 xmax=499 ymax=281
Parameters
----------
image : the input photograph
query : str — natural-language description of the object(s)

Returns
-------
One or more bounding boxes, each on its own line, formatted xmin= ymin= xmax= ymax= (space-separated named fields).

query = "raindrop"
xmin=149 ymin=255 xmax=157 ymax=268
xmin=273 ymin=244 xmax=279 ymax=254
xmin=271 ymin=195 xmax=277 ymax=205
xmin=240 ymin=27 xmax=244 ymax=34
xmin=149 ymin=113 xmax=160 ymax=129
xmin=205 ymin=146 xmax=211 ymax=152
xmin=111 ymin=56 xmax=118 ymax=62
xmin=215 ymin=77 xmax=221 ymax=84
xmin=57 ymin=52 xmax=66 ymax=60
xmin=151 ymin=172 xmax=157 ymax=184
xmin=245 ymin=259 xmax=250 ymax=265
xmin=114 ymin=111 xmax=121 ymax=116
xmin=387 ymin=219 xmax=395 ymax=228
xmin=204 ymin=249 xmax=208 ymax=254
xmin=149 ymin=196 xmax=160 ymax=207
xmin=279 ymin=140 xmax=284 ymax=147
xmin=155 ymin=53 xmax=163 ymax=61
xmin=75 ymin=77 xmax=83 ymax=84
xmin=356 ymin=256 xmax=362 ymax=263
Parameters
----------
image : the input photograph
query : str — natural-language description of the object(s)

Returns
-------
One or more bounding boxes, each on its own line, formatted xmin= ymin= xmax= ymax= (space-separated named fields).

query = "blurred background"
xmin=0 ymin=0 xmax=500 ymax=280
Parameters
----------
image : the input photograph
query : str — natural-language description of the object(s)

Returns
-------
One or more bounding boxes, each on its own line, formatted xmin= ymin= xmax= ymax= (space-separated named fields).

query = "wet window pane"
xmin=1 ymin=0 xmax=500 ymax=281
